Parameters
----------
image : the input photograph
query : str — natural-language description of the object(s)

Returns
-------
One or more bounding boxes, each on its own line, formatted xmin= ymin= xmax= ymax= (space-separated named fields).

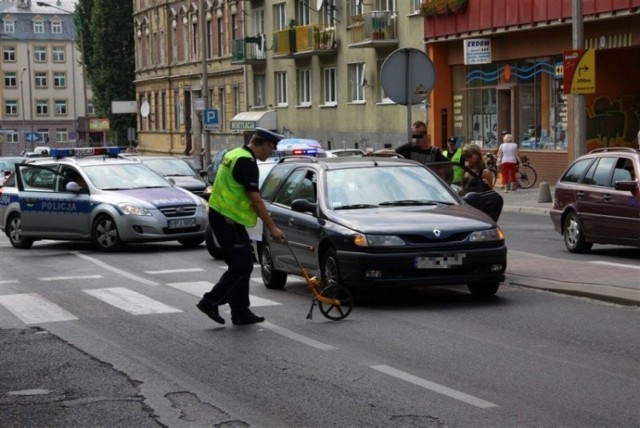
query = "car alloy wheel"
xmin=260 ymin=240 xmax=287 ymax=289
xmin=92 ymin=215 xmax=122 ymax=252
xmin=321 ymin=248 xmax=343 ymax=288
xmin=7 ymin=213 xmax=34 ymax=249
xmin=563 ymin=212 xmax=592 ymax=254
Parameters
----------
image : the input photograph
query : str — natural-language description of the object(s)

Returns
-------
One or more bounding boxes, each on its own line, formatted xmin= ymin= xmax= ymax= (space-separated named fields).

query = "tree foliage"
xmin=75 ymin=0 xmax=135 ymax=145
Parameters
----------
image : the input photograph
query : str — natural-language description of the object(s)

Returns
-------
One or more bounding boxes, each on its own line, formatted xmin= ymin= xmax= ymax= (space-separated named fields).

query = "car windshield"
xmin=83 ymin=163 xmax=172 ymax=190
xmin=325 ymin=165 xmax=457 ymax=209
xmin=142 ymin=158 xmax=197 ymax=176
xmin=0 ymin=158 xmax=24 ymax=172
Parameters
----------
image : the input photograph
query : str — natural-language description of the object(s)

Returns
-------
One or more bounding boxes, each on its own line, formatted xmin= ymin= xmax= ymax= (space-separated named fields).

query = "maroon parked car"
xmin=550 ymin=147 xmax=640 ymax=253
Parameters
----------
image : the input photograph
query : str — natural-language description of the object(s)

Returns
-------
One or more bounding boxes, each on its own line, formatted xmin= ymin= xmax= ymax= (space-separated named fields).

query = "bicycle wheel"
xmin=516 ymin=165 xmax=537 ymax=189
xmin=317 ymin=284 xmax=353 ymax=321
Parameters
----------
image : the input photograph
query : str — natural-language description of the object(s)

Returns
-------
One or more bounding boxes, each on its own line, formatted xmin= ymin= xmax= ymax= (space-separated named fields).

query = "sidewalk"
xmin=499 ymin=183 xmax=640 ymax=306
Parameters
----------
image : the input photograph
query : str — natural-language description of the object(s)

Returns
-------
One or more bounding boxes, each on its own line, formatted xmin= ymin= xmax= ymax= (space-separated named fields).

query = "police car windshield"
xmin=83 ymin=163 xmax=171 ymax=190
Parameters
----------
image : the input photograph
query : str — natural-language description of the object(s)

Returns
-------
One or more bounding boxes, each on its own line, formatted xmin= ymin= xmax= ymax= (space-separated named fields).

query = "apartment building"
xmin=0 ymin=0 xmax=92 ymax=155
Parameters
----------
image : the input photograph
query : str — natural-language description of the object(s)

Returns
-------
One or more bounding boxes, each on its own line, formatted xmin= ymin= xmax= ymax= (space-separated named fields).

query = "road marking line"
xmin=589 ymin=261 xmax=640 ymax=270
xmin=0 ymin=293 xmax=78 ymax=324
xmin=0 ymin=280 xmax=19 ymax=285
xmin=84 ymin=287 xmax=181 ymax=315
xmin=73 ymin=252 xmax=159 ymax=286
xmin=165 ymin=281 xmax=281 ymax=306
xmin=370 ymin=364 xmax=499 ymax=409
xmin=261 ymin=322 xmax=337 ymax=350
xmin=145 ymin=268 xmax=206 ymax=274
xmin=39 ymin=275 xmax=103 ymax=282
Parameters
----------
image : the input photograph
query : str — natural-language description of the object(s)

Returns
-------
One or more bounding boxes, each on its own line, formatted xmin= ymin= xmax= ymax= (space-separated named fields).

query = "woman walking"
xmin=497 ymin=133 xmax=519 ymax=192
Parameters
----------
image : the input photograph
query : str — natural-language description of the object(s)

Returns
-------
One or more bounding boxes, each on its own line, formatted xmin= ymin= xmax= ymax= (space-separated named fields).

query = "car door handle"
xmin=603 ymin=194 xmax=612 ymax=201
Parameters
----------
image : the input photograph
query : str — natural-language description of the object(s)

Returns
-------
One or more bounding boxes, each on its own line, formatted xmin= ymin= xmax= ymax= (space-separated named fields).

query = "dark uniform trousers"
xmin=203 ymin=208 xmax=254 ymax=315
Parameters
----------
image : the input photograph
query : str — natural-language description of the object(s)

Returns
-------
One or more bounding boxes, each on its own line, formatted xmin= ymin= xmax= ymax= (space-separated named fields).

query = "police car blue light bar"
xmin=49 ymin=147 xmax=121 ymax=159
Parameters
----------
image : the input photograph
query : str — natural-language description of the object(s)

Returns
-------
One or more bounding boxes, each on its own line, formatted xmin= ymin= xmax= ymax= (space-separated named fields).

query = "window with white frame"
xmin=273 ymin=3 xmax=287 ymax=30
xmin=52 ymin=47 xmax=65 ymax=62
xmin=254 ymin=74 xmax=265 ymax=107
xmin=323 ymin=0 xmax=338 ymax=26
xmin=5 ymin=100 xmax=18 ymax=116
xmin=4 ymin=72 xmax=17 ymax=88
xmin=275 ymin=71 xmax=288 ymax=106
xmin=3 ymin=47 xmax=16 ymax=62
xmin=322 ymin=66 xmax=337 ymax=105
xmin=217 ymin=17 xmax=224 ymax=56
xmin=296 ymin=0 xmax=310 ymax=25
xmin=37 ymin=129 xmax=49 ymax=143
xmin=34 ymin=47 xmax=46 ymax=62
xmin=297 ymin=69 xmax=311 ymax=106
xmin=5 ymin=130 xmax=18 ymax=143
xmin=348 ymin=63 xmax=366 ymax=102
xmin=377 ymin=59 xmax=392 ymax=103
xmin=348 ymin=0 xmax=363 ymax=23
xmin=409 ymin=0 xmax=422 ymax=13
xmin=53 ymin=72 xmax=66 ymax=88
xmin=56 ymin=128 xmax=68 ymax=143
xmin=36 ymin=100 xmax=49 ymax=115
xmin=51 ymin=20 xmax=62 ymax=34
xmin=35 ymin=72 xmax=48 ymax=88
xmin=376 ymin=0 xmax=397 ymax=11
xmin=54 ymin=100 xmax=67 ymax=115
xmin=3 ymin=19 xmax=15 ymax=33
xmin=33 ymin=20 xmax=44 ymax=34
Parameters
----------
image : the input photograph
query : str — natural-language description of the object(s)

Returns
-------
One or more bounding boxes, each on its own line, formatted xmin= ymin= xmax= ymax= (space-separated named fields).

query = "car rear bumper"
xmin=336 ymin=246 xmax=507 ymax=288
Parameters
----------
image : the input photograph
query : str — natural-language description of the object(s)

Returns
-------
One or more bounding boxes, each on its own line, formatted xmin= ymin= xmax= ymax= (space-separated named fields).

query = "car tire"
xmin=260 ymin=239 xmax=287 ymax=290
xmin=467 ymin=281 xmax=500 ymax=298
xmin=563 ymin=212 xmax=592 ymax=253
xmin=204 ymin=225 xmax=224 ymax=259
xmin=92 ymin=215 xmax=122 ymax=252
xmin=321 ymin=248 xmax=344 ymax=289
xmin=178 ymin=236 xmax=205 ymax=247
xmin=7 ymin=213 xmax=34 ymax=249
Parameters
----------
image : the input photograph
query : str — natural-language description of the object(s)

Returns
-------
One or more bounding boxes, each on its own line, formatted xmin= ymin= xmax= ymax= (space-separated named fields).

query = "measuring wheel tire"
xmin=317 ymin=284 xmax=353 ymax=321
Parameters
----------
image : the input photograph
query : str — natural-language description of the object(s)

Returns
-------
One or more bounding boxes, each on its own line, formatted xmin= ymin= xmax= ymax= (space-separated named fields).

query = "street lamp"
xmin=19 ymin=67 xmax=27 ymax=151
xmin=36 ymin=1 xmax=88 ymax=146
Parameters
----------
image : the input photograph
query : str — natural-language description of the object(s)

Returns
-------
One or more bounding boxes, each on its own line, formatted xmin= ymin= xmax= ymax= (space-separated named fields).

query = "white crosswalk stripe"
xmin=83 ymin=287 xmax=182 ymax=315
xmin=165 ymin=281 xmax=281 ymax=307
xmin=0 ymin=293 xmax=78 ymax=324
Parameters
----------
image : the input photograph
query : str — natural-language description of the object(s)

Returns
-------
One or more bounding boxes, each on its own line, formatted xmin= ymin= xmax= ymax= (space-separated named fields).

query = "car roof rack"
xmin=589 ymin=147 xmax=638 ymax=154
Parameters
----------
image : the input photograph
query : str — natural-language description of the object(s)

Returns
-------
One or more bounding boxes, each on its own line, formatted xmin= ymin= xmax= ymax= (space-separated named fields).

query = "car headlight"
xmin=196 ymin=195 xmax=208 ymax=207
xmin=117 ymin=203 xmax=152 ymax=216
xmin=469 ymin=227 xmax=504 ymax=242
xmin=354 ymin=233 xmax=405 ymax=247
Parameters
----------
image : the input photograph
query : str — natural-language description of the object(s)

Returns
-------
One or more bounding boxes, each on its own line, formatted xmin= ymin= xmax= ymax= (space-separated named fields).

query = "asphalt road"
xmin=1 ymin=227 xmax=639 ymax=427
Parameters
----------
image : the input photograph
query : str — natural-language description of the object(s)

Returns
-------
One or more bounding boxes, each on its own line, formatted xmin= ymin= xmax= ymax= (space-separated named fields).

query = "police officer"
xmin=443 ymin=137 xmax=463 ymax=186
xmin=197 ymin=128 xmax=286 ymax=326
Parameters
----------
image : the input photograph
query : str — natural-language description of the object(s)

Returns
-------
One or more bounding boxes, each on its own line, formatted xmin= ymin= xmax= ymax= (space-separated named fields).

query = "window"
xmin=54 ymin=100 xmax=67 ymax=115
xmin=275 ymin=71 xmax=288 ymax=106
xmin=33 ymin=20 xmax=45 ymax=34
xmin=56 ymin=129 xmax=68 ymax=143
xmin=254 ymin=74 xmax=265 ymax=107
xmin=410 ymin=0 xmax=423 ymax=13
xmin=4 ymin=72 xmax=17 ymax=88
xmin=3 ymin=19 xmax=15 ymax=33
xmin=322 ymin=0 xmax=338 ymax=26
xmin=274 ymin=3 xmax=287 ymax=30
xmin=297 ymin=69 xmax=311 ymax=106
xmin=296 ymin=0 xmax=310 ymax=25
xmin=217 ymin=17 xmax=224 ymax=56
xmin=52 ymin=47 xmax=65 ymax=62
xmin=5 ymin=130 xmax=18 ymax=143
xmin=378 ymin=0 xmax=397 ymax=11
xmin=51 ymin=20 xmax=62 ymax=34
xmin=322 ymin=66 xmax=337 ymax=105
xmin=348 ymin=63 xmax=366 ymax=102
xmin=34 ymin=47 xmax=47 ymax=62
xmin=3 ymin=47 xmax=16 ymax=62
xmin=35 ymin=72 xmax=48 ymax=88
xmin=5 ymin=100 xmax=18 ymax=116
xmin=37 ymin=129 xmax=49 ymax=144
xmin=36 ymin=100 xmax=49 ymax=115
xmin=53 ymin=72 xmax=66 ymax=88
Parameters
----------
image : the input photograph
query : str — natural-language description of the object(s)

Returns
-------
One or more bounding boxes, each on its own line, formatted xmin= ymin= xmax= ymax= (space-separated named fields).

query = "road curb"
xmin=506 ymin=276 xmax=640 ymax=307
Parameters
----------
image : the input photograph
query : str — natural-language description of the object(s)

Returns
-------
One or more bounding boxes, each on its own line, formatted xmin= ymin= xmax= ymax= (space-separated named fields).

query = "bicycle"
xmin=284 ymin=238 xmax=353 ymax=321
xmin=515 ymin=155 xmax=537 ymax=189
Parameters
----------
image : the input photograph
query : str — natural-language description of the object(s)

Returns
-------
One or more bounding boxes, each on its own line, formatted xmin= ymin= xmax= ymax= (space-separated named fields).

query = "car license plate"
xmin=168 ymin=218 xmax=197 ymax=229
xmin=414 ymin=253 xmax=466 ymax=269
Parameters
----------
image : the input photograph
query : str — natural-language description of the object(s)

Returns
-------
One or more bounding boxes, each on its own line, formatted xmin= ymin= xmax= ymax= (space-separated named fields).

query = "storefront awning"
xmin=229 ymin=110 xmax=276 ymax=131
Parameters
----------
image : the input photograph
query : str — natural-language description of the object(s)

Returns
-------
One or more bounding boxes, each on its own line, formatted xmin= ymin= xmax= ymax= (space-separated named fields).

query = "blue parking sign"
xmin=204 ymin=109 xmax=220 ymax=130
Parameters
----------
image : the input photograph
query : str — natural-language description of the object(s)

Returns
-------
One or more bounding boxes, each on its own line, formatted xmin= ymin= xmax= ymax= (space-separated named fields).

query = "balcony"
xmin=231 ymin=37 xmax=266 ymax=65
xmin=272 ymin=25 xmax=338 ymax=59
xmin=348 ymin=11 xmax=398 ymax=48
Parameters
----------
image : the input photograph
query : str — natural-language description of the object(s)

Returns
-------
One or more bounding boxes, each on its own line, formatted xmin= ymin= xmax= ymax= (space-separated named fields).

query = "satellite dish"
xmin=140 ymin=101 xmax=150 ymax=118
xmin=316 ymin=0 xmax=323 ymax=12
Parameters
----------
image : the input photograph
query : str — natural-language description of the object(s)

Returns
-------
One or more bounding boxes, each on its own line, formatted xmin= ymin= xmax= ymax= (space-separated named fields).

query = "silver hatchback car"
xmin=0 ymin=147 xmax=208 ymax=251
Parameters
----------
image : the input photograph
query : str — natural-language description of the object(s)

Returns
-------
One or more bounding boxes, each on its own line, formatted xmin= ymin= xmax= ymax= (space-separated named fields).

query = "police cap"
xmin=254 ymin=128 xmax=284 ymax=146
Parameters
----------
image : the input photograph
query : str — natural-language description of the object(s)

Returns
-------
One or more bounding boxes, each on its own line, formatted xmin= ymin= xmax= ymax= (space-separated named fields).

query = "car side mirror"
xmin=65 ymin=181 xmax=83 ymax=193
xmin=291 ymin=198 xmax=317 ymax=215
xmin=614 ymin=180 xmax=639 ymax=193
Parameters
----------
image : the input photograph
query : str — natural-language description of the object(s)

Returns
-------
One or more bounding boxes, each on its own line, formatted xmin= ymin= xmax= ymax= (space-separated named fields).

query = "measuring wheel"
xmin=316 ymin=284 xmax=354 ymax=321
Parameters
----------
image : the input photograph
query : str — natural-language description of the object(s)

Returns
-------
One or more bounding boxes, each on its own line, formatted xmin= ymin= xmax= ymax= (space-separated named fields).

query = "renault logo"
xmin=176 ymin=207 xmax=185 ymax=215
xmin=433 ymin=229 xmax=441 ymax=237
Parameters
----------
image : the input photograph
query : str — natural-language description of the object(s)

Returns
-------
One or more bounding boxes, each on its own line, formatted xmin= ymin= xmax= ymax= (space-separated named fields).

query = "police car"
xmin=0 ymin=147 xmax=208 ymax=251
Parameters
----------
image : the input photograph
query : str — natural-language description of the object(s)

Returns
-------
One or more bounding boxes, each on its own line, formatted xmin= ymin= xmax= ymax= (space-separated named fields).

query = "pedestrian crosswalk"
xmin=0 ymin=279 xmax=281 ymax=325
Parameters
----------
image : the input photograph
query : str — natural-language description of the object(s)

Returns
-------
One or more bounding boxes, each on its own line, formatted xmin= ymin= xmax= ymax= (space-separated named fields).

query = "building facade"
xmin=0 ymin=0 xmax=93 ymax=155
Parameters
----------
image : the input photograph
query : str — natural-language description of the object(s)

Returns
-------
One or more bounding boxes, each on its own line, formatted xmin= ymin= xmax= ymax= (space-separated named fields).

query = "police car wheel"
xmin=204 ymin=225 xmax=224 ymax=259
xmin=178 ymin=237 xmax=205 ymax=247
xmin=7 ymin=213 xmax=34 ymax=249
xmin=92 ymin=215 xmax=122 ymax=252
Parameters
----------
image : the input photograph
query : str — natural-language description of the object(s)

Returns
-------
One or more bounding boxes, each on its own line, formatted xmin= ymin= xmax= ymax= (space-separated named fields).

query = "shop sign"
xmin=230 ymin=120 xmax=257 ymax=130
xmin=563 ymin=49 xmax=595 ymax=95
xmin=463 ymin=38 xmax=491 ymax=65
xmin=89 ymin=118 xmax=110 ymax=132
